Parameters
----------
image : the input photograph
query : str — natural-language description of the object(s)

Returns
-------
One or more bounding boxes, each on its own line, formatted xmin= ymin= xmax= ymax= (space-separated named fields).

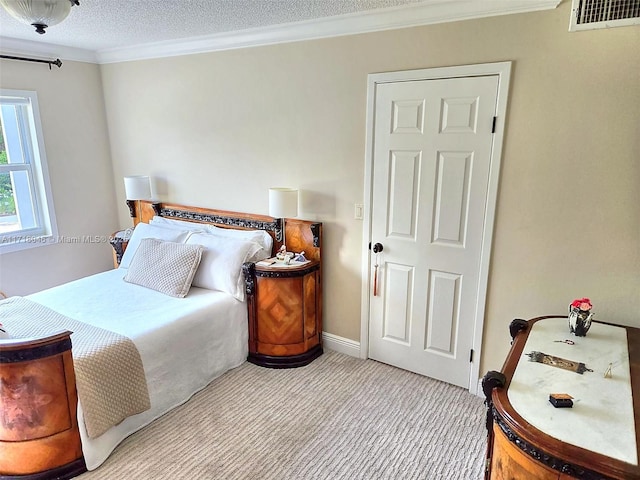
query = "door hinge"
xmin=469 ymin=349 xmax=474 ymax=362
xmin=491 ymin=116 xmax=497 ymax=133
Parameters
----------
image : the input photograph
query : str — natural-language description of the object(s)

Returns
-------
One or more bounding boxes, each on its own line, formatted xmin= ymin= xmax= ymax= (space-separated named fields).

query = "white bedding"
xmin=27 ymin=268 xmax=248 ymax=470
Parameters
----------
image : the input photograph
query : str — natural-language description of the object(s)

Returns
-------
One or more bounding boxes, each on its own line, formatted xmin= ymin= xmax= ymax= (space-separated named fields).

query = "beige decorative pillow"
xmin=124 ymin=238 xmax=204 ymax=298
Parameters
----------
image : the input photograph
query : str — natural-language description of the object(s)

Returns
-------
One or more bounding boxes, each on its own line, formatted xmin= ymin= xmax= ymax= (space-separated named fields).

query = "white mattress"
xmin=28 ymin=268 xmax=248 ymax=470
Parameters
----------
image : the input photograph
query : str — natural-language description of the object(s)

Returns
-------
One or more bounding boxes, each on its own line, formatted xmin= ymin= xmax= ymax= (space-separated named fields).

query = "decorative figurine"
xmin=276 ymin=246 xmax=307 ymax=264
xmin=568 ymin=297 xmax=594 ymax=337
xmin=276 ymin=245 xmax=287 ymax=260
xmin=276 ymin=245 xmax=293 ymax=264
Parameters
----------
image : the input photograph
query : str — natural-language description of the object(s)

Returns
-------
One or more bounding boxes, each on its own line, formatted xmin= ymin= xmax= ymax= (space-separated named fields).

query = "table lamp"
xmin=269 ymin=187 xmax=298 ymax=250
xmin=124 ymin=175 xmax=151 ymax=218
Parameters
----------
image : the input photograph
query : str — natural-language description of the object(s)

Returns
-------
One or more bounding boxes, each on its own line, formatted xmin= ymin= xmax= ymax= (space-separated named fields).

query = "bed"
xmin=0 ymin=200 xmax=322 ymax=479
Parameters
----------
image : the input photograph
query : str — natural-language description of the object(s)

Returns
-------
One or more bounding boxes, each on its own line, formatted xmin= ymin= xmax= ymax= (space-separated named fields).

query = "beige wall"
xmin=102 ymin=2 xmax=640 ymax=374
xmin=0 ymin=59 xmax=118 ymax=295
xmin=3 ymin=1 xmax=637 ymax=378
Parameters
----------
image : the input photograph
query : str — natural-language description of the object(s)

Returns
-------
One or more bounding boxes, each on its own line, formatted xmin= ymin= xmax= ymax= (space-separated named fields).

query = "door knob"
xmin=372 ymin=243 xmax=383 ymax=253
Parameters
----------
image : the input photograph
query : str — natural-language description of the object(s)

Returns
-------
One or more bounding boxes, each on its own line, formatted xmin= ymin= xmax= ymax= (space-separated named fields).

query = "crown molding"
xmin=97 ymin=0 xmax=561 ymax=64
xmin=1 ymin=0 xmax=561 ymax=65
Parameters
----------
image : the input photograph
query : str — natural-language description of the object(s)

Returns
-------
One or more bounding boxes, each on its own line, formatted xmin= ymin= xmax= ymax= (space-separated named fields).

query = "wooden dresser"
xmin=483 ymin=316 xmax=640 ymax=480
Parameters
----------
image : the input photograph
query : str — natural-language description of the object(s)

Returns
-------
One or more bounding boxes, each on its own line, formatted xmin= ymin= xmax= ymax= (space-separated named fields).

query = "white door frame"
xmin=360 ymin=62 xmax=511 ymax=393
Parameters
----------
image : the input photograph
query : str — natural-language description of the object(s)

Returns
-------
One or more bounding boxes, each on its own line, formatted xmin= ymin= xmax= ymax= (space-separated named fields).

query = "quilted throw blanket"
xmin=0 ymin=296 xmax=151 ymax=439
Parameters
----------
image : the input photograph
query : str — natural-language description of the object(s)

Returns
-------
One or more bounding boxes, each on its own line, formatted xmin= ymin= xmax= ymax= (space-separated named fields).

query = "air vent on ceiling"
xmin=569 ymin=0 xmax=640 ymax=31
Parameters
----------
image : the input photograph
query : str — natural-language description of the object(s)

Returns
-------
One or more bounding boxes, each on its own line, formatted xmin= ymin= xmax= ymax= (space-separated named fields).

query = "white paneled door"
xmin=368 ymin=73 xmax=500 ymax=388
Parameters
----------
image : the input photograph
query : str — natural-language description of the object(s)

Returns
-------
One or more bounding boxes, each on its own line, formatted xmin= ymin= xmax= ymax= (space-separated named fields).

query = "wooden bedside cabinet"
xmin=244 ymin=260 xmax=322 ymax=368
xmin=109 ymin=230 xmax=131 ymax=268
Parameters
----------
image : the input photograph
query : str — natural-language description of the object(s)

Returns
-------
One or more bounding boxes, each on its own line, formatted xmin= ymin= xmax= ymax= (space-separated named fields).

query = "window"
xmin=0 ymin=89 xmax=57 ymax=253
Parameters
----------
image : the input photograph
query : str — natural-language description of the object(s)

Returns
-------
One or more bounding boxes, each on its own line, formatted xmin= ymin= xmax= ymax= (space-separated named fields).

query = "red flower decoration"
xmin=570 ymin=298 xmax=592 ymax=311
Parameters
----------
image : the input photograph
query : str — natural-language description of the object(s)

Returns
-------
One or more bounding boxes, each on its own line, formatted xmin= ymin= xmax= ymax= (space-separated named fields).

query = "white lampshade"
xmin=124 ymin=175 xmax=151 ymax=200
xmin=0 ymin=0 xmax=78 ymax=34
xmin=269 ymin=188 xmax=298 ymax=218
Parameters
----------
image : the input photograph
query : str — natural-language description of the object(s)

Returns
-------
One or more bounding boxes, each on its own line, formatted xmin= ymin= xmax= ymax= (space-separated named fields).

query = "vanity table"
xmin=483 ymin=316 xmax=640 ymax=479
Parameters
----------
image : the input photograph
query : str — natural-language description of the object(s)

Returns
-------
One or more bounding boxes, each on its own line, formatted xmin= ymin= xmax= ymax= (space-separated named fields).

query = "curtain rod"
xmin=0 ymin=54 xmax=62 ymax=69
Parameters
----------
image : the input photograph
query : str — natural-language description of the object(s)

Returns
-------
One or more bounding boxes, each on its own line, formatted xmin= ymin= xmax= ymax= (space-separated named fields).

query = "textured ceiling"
xmin=0 ymin=0 xmax=422 ymax=52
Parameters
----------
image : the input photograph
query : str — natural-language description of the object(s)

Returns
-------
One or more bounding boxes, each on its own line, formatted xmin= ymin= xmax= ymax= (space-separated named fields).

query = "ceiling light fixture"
xmin=0 ymin=0 xmax=79 ymax=34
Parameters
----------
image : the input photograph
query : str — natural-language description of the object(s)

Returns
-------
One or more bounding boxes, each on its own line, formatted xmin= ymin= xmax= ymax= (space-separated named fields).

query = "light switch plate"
xmin=354 ymin=204 xmax=364 ymax=220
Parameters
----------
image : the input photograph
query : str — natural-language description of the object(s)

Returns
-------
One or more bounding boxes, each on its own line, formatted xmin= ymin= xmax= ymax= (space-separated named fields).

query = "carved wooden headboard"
xmin=128 ymin=200 xmax=322 ymax=261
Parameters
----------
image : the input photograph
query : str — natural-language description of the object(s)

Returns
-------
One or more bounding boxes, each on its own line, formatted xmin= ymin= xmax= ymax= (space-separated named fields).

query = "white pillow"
xmin=206 ymin=225 xmax=273 ymax=253
xmin=150 ymin=215 xmax=273 ymax=253
xmin=124 ymin=238 xmax=204 ymax=298
xmin=186 ymin=233 xmax=268 ymax=300
xmin=149 ymin=216 xmax=208 ymax=233
xmin=120 ymin=222 xmax=191 ymax=269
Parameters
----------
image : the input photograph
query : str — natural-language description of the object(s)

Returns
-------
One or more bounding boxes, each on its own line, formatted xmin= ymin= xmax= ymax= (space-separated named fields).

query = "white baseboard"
xmin=323 ymin=334 xmax=489 ymax=398
xmin=322 ymin=332 xmax=361 ymax=358
xmin=475 ymin=377 xmax=484 ymax=398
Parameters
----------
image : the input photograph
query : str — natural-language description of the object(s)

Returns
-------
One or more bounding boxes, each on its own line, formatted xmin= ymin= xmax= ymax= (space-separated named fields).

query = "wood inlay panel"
xmin=0 ymin=356 xmax=71 ymax=442
xmin=0 ymin=334 xmax=83 ymax=476
xmin=490 ymin=423 xmax=560 ymax=480
xmin=256 ymin=276 xmax=304 ymax=346
xmin=303 ymin=274 xmax=317 ymax=339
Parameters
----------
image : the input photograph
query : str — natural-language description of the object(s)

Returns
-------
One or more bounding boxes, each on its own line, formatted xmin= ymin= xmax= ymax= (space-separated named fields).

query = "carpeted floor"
xmin=79 ymin=350 xmax=486 ymax=479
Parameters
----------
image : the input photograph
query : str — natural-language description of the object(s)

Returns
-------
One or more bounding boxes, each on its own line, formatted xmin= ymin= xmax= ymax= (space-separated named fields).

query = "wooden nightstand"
xmin=244 ymin=260 xmax=322 ymax=368
xmin=109 ymin=230 xmax=131 ymax=268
